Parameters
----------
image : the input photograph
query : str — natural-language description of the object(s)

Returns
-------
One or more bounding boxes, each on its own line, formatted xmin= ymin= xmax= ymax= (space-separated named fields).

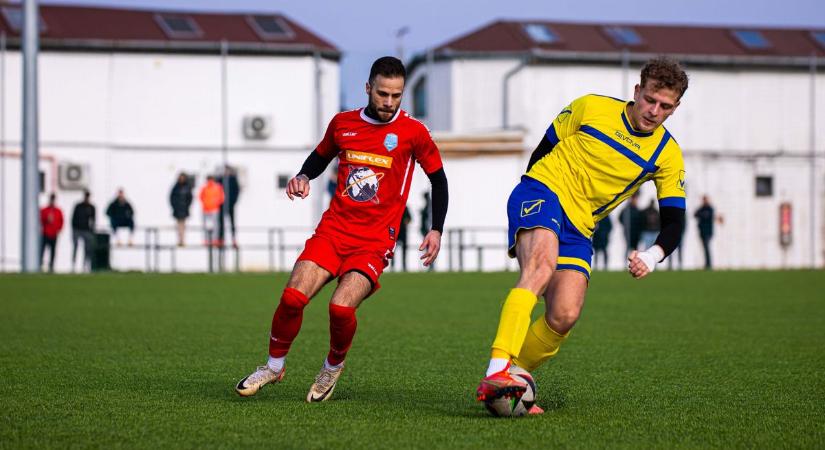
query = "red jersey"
xmin=40 ymin=205 xmax=64 ymax=238
xmin=314 ymin=108 xmax=443 ymax=249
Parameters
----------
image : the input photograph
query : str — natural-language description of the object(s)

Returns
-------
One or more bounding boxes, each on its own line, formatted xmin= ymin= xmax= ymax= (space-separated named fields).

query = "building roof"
xmin=411 ymin=20 xmax=825 ymax=70
xmin=0 ymin=4 xmax=340 ymax=59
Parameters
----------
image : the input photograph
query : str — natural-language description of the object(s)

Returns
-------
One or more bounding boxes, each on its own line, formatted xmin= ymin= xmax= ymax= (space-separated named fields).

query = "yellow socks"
xmin=513 ymin=317 xmax=568 ymax=372
xmin=490 ymin=288 xmax=538 ymax=360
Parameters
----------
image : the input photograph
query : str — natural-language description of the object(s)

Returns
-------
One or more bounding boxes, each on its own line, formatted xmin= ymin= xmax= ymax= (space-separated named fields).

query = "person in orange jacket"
xmin=199 ymin=175 xmax=225 ymax=245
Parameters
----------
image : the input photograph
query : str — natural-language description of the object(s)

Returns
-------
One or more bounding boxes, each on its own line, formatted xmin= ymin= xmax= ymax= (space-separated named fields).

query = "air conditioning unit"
xmin=58 ymin=162 xmax=90 ymax=191
xmin=243 ymin=115 xmax=272 ymax=140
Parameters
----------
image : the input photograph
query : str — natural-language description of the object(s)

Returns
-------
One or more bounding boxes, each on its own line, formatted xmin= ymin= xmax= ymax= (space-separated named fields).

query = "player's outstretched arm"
xmin=419 ymin=230 xmax=442 ymax=267
xmin=287 ymin=150 xmax=335 ymax=200
xmin=420 ymin=168 xmax=448 ymax=267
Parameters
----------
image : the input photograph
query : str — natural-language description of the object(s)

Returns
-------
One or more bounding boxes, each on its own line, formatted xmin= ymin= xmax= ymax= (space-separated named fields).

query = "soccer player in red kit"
xmin=236 ymin=57 xmax=449 ymax=402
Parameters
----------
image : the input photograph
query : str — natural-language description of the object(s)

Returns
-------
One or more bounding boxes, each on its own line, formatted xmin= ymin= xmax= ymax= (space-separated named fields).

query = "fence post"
xmin=267 ymin=228 xmax=274 ymax=272
xmin=458 ymin=229 xmax=465 ymax=272
xmin=278 ymin=228 xmax=286 ymax=271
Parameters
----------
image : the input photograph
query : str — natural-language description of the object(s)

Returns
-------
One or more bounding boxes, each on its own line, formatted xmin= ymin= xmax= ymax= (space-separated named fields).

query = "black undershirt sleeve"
xmin=654 ymin=206 xmax=686 ymax=259
xmin=426 ymin=168 xmax=449 ymax=233
xmin=526 ymin=136 xmax=556 ymax=172
xmin=297 ymin=150 xmax=334 ymax=180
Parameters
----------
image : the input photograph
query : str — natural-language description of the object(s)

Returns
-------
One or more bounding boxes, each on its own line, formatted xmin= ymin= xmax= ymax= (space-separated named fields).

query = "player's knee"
xmin=280 ymin=287 xmax=310 ymax=312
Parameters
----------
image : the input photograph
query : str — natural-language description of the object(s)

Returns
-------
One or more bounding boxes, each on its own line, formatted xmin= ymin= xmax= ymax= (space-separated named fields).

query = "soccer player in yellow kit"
xmin=476 ymin=57 xmax=689 ymax=413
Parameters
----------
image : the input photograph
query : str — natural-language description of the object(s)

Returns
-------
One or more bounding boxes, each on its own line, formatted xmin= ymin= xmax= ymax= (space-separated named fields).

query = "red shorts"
xmin=297 ymin=232 xmax=392 ymax=294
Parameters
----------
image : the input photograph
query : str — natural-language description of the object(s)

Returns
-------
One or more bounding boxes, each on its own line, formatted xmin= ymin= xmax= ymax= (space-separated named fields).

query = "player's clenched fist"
xmin=286 ymin=174 xmax=310 ymax=200
xmin=626 ymin=245 xmax=664 ymax=280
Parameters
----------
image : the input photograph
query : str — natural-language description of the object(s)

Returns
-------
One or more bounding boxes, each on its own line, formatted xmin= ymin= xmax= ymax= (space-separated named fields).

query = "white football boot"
xmin=235 ymin=365 xmax=285 ymax=397
xmin=306 ymin=363 xmax=345 ymax=402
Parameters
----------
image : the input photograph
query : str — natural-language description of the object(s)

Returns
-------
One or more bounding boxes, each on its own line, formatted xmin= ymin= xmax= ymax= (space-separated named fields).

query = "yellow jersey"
xmin=526 ymin=94 xmax=686 ymax=238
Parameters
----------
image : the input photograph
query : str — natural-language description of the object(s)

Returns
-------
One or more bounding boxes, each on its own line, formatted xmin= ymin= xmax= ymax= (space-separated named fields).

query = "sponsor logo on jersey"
xmin=521 ymin=199 xmax=545 ymax=217
xmin=367 ymin=263 xmax=378 ymax=276
xmin=345 ymin=150 xmax=393 ymax=168
xmin=678 ymin=170 xmax=686 ymax=190
xmin=614 ymin=130 xmax=641 ymax=150
xmin=342 ymin=131 xmax=358 ymax=137
xmin=343 ymin=166 xmax=383 ymax=203
xmin=384 ymin=133 xmax=399 ymax=151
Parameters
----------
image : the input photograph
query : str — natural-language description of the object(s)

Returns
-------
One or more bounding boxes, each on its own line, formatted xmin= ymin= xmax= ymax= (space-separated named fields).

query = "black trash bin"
xmin=91 ymin=232 xmax=111 ymax=272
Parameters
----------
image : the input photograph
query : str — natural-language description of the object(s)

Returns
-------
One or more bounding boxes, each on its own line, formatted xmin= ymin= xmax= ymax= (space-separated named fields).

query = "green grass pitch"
xmin=1 ymin=270 xmax=824 ymax=449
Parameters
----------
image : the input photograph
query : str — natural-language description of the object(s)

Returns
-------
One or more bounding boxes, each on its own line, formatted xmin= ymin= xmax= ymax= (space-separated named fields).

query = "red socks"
xmin=268 ymin=288 xmax=309 ymax=358
xmin=327 ymin=304 xmax=357 ymax=366
xmin=267 ymin=288 xmax=358 ymax=366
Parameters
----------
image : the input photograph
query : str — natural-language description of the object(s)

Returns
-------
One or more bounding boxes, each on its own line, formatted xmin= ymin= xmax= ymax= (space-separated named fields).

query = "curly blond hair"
xmin=640 ymin=56 xmax=689 ymax=99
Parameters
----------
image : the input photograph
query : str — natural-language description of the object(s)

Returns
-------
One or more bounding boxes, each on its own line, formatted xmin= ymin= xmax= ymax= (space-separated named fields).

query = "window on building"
xmin=413 ymin=76 xmax=428 ymax=119
xmin=603 ymin=26 xmax=643 ymax=47
xmin=0 ymin=6 xmax=47 ymax=33
xmin=523 ymin=24 xmax=559 ymax=44
xmin=247 ymin=15 xmax=293 ymax=40
xmin=755 ymin=176 xmax=773 ymax=197
xmin=155 ymin=14 xmax=202 ymax=39
xmin=732 ymin=30 xmax=771 ymax=49
xmin=277 ymin=174 xmax=290 ymax=190
xmin=810 ymin=31 xmax=825 ymax=49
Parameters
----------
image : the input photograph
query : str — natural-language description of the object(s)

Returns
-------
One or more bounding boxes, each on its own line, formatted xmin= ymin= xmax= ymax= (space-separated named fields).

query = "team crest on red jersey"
xmin=384 ymin=133 xmax=398 ymax=151
xmin=343 ymin=166 xmax=383 ymax=203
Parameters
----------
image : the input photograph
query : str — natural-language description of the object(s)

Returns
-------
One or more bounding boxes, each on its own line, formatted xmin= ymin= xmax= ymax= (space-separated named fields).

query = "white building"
xmin=0 ymin=4 xmax=341 ymax=272
xmin=406 ymin=21 xmax=825 ymax=271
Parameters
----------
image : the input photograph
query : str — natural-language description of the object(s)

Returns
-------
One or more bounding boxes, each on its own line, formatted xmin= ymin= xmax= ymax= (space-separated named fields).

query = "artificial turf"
xmin=0 ymin=270 xmax=823 ymax=449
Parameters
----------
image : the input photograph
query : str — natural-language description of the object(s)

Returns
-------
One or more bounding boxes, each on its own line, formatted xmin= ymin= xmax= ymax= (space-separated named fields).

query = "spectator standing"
xmin=619 ymin=193 xmax=643 ymax=254
xmin=199 ymin=175 xmax=225 ymax=246
xmin=40 ymin=193 xmax=64 ymax=272
xmin=640 ymin=200 xmax=660 ymax=249
xmin=71 ymin=190 xmax=96 ymax=272
xmin=170 ymin=173 xmax=193 ymax=247
xmin=694 ymin=195 xmax=719 ymax=270
xmin=591 ymin=214 xmax=612 ymax=271
xmin=217 ymin=166 xmax=241 ymax=247
xmin=106 ymin=189 xmax=135 ymax=246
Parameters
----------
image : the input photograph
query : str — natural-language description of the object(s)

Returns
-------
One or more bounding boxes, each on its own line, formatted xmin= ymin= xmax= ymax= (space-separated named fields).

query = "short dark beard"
xmin=364 ymin=104 xmax=382 ymax=121
xmin=364 ymin=100 xmax=395 ymax=123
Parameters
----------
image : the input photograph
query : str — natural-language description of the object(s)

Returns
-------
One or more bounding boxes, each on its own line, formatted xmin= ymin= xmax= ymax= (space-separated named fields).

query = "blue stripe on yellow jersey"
xmin=526 ymin=94 xmax=686 ymax=238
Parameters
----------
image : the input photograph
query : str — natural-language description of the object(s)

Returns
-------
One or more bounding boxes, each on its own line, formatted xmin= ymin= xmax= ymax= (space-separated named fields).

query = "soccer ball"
xmin=484 ymin=367 xmax=536 ymax=418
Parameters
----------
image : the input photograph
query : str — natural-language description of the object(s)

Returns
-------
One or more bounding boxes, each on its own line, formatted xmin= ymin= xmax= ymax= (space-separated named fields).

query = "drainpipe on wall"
xmin=313 ymin=51 xmax=324 ymax=223
xmin=502 ymin=56 xmax=530 ymax=130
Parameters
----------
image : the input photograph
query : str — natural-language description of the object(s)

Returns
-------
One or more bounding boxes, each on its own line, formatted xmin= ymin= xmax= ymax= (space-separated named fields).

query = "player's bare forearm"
xmin=286 ymin=174 xmax=310 ymax=201
xmin=419 ymin=230 xmax=442 ymax=267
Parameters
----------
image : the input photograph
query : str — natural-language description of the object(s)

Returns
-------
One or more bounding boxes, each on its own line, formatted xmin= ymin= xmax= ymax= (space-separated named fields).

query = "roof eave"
xmin=408 ymin=48 xmax=825 ymax=73
xmin=3 ymin=37 xmax=342 ymax=60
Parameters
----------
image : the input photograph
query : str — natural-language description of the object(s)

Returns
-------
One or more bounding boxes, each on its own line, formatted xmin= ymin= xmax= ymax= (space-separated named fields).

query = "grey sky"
xmin=45 ymin=0 xmax=825 ymax=108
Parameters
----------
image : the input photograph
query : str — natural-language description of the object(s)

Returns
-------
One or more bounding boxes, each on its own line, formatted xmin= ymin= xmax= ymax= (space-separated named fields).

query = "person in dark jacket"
xmin=217 ymin=166 xmax=241 ymax=247
xmin=618 ymin=193 xmax=643 ymax=255
xmin=106 ymin=189 xmax=135 ymax=246
xmin=71 ymin=190 xmax=96 ymax=272
xmin=640 ymin=200 xmax=660 ymax=249
xmin=170 ymin=173 xmax=194 ymax=246
xmin=592 ymin=214 xmax=612 ymax=271
xmin=694 ymin=195 xmax=718 ymax=270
